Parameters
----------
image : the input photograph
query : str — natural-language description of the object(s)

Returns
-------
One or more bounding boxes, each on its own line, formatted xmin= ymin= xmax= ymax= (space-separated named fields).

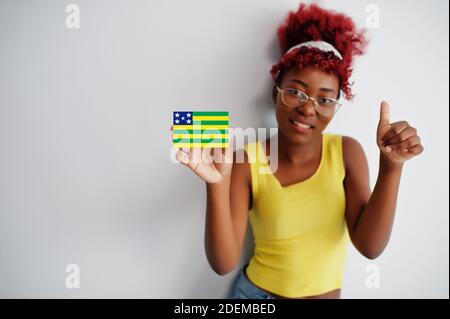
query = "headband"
xmin=285 ymin=40 xmax=343 ymax=60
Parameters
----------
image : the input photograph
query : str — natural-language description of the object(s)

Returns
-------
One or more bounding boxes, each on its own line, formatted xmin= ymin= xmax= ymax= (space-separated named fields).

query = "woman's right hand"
xmin=170 ymin=126 xmax=233 ymax=184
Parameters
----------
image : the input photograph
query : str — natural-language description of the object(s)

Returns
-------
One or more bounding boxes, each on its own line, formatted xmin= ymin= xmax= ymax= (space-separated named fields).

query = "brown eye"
xmin=286 ymin=88 xmax=299 ymax=96
xmin=318 ymin=97 xmax=335 ymax=105
xmin=286 ymin=89 xmax=307 ymax=102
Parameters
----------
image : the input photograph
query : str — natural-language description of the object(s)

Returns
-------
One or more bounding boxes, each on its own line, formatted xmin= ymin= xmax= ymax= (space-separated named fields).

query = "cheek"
xmin=275 ymin=106 xmax=289 ymax=127
xmin=315 ymin=116 xmax=332 ymax=131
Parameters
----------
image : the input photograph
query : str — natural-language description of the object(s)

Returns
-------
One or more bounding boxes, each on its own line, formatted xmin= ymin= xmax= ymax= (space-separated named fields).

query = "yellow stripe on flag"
xmin=192 ymin=116 xmax=229 ymax=121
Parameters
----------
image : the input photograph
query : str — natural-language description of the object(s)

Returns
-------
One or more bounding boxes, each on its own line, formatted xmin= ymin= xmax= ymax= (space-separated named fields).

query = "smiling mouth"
xmin=289 ymin=119 xmax=314 ymax=129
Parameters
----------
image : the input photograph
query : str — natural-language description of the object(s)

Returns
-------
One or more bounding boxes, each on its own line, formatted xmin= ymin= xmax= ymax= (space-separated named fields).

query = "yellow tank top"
xmin=244 ymin=133 xmax=349 ymax=298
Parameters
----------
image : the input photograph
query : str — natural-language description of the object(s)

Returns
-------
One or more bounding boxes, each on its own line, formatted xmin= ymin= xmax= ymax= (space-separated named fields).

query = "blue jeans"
xmin=227 ymin=265 xmax=276 ymax=299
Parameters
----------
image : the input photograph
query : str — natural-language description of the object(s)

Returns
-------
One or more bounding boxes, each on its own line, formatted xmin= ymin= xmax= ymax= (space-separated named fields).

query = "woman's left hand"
xmin=377 ymin=101 xmax=424 ymax=166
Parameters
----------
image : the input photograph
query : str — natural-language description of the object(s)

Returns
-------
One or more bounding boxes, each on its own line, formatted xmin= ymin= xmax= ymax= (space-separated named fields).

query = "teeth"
xmin=293 ymin=120 xmax=311 ymax=129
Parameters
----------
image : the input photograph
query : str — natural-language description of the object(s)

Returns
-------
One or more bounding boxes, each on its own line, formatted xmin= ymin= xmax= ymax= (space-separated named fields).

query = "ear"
xmin=272 ymin=85 xmax=278 ymax=105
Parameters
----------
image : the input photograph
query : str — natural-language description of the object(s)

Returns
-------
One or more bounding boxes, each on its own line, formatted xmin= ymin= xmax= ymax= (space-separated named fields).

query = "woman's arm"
xmin=343 ymin=101 xmax=424 ymax=259
xmin=343 ymin=136 xmax=404 ymax=259
xmin=205 ymin=154 xmax=251 ymax=275
xmin=172 ymin=129 xmax=252 ymax=275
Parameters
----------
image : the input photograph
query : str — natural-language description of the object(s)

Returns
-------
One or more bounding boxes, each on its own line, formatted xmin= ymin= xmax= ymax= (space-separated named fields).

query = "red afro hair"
xmin=271 ymin=3 xmax=367 ymax=100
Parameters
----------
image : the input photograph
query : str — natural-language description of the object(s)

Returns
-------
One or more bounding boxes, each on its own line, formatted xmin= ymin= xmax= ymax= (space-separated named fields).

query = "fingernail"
xmin=386 ymin=146 xmax=392 ymax=152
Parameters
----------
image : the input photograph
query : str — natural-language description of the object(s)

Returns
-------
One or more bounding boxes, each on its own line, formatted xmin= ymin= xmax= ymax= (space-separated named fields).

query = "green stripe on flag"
xmin=193 ymin=121 xmax=228 ymax=125
xmin=173 ymin=138 xmax=228 ymax=143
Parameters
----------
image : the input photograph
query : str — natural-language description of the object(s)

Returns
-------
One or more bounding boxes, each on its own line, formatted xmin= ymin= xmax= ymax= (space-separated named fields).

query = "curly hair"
xmin=270 ymin=3 xmax=367 ymax=100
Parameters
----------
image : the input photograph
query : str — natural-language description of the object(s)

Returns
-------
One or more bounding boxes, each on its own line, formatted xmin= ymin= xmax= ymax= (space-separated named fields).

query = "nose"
xmin=295 ymin=98 xmax=316 ymax=116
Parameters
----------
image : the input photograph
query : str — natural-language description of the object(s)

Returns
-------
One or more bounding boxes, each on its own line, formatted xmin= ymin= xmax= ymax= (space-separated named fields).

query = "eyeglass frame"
xmin=275 ymin=86 xmax=342 ymax=117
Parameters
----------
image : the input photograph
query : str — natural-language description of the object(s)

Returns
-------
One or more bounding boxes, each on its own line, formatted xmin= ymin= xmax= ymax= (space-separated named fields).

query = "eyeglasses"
xmin=276 ymin=86 xmax=342 ymax=117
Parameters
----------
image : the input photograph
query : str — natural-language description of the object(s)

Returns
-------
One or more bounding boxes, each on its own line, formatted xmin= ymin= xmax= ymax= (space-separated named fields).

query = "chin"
xmin=280 ymin=126 xmax=315 ymax=145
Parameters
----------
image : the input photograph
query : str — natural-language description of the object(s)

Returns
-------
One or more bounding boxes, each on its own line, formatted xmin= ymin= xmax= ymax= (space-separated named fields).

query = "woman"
xmin=171 ymin=4 xmax=424 ymax=299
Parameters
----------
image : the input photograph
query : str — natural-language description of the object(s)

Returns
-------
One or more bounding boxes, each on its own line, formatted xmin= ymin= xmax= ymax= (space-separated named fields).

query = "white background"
xmin=0 ymin=0 xmax=448 ymax=298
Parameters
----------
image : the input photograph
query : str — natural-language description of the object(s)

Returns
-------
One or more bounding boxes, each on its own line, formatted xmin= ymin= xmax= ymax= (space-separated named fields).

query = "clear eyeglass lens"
xmin=283 ymin=88 xmax=307 ymax=106
xmin=281 ymin=87 xmax=340 ymax=116
xmin=317 ymin=98 xmax=339 ymax=115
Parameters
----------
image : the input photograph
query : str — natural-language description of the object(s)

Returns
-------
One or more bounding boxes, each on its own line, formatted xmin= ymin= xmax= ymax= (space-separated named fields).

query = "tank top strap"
xmin=323 ymin=134 xmax=345 ymax=180
xmin=243 ymin=140 xmax=270 ymax=198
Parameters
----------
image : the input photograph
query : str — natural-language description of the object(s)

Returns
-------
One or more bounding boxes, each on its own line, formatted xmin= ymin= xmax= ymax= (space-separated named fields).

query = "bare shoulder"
xmin=342 ymin=135 xmax=367 ymax=173
xmin=232 ymin=146 xmax=252 ymax=187
xmin=231 ymin=145 xmax=253 ymax=208
xmin=342 ymin=135 xmax=364 ymax=151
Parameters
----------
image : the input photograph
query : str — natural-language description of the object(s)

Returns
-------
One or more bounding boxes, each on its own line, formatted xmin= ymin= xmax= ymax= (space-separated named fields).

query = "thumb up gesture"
xmin=377 ymin=101 xmax=424 ymax=165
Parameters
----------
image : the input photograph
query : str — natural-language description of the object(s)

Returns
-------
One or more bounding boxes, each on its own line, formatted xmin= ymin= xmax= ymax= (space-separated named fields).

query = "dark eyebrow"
xmin=288 ymin=79 xmax=308 ymax=87
xmin=288 ymin=79 xmax=337 ymax=94
xmin=319 ymin=87 xmax=337 ymax=94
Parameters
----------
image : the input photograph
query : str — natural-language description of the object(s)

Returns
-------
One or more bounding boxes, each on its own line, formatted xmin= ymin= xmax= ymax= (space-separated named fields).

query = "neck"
xmin=277 ymin=131 xmax=322 ymax=165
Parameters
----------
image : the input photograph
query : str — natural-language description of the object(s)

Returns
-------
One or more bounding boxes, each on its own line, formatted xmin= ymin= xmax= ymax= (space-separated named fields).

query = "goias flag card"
xmin=172 ymin=111 xmax=229 ymax=148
